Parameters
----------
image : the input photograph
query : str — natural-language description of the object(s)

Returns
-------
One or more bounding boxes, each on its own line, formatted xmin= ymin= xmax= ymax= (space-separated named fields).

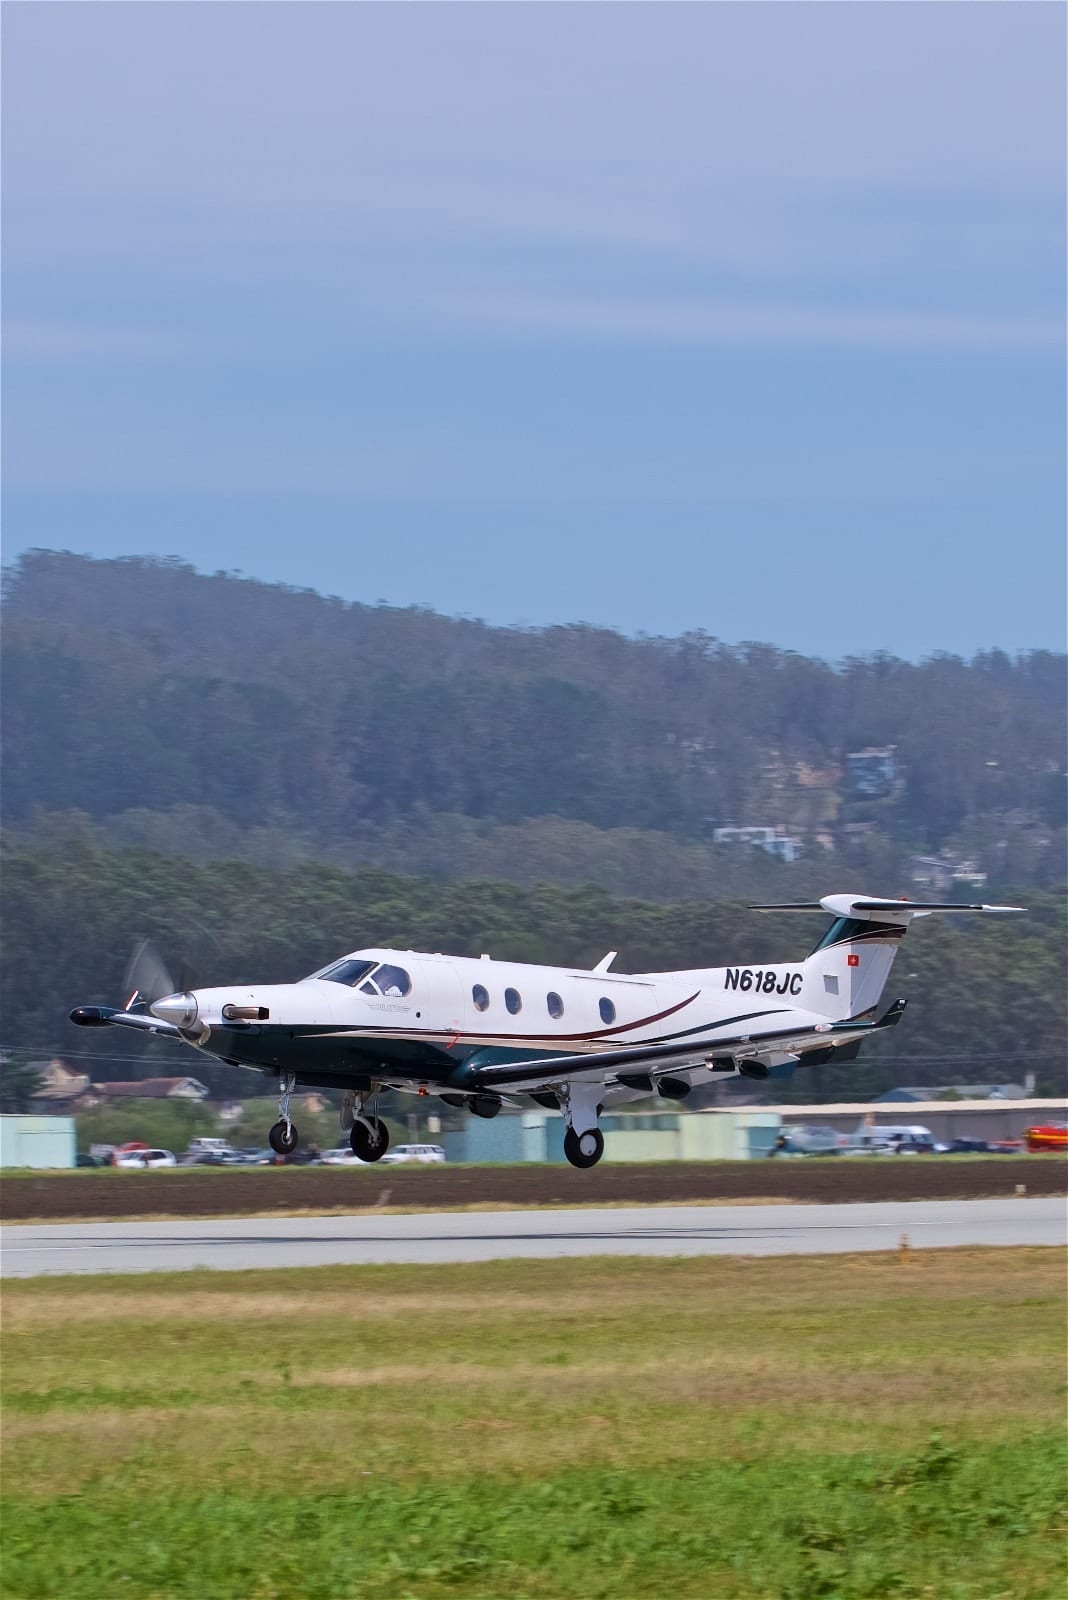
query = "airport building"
xmin=442 ymin=1100 xmax=1067 ymax=1163
xmin=0 ymin=1114 xmax=76 ymax=1169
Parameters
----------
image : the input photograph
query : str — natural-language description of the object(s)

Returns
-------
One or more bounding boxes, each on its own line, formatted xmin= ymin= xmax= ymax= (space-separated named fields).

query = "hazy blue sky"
xmin=4 ymin=2 xmax=1065 ymax=658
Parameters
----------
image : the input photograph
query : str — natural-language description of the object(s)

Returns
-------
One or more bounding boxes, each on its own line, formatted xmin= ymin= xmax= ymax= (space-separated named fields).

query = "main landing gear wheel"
xmin=269 ymin=1120 xmax=298 ymax=1156
xmin=563 ymin=1127 xmax=604 ymax=1169
xmin=350 ymin=1119 xmax=390 ymax=1163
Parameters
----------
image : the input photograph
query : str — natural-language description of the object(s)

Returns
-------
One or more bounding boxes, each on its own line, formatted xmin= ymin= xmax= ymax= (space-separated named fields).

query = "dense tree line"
xmin=3 ymin=839 xmax=1063 ymax=1100
xmin=3 ymin=552 xmax=1064 ymax=898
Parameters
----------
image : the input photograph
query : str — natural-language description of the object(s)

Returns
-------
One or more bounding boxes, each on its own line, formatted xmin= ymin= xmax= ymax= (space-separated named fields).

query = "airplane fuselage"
xmin=162 ymin=945 xmax=836 ymax=1092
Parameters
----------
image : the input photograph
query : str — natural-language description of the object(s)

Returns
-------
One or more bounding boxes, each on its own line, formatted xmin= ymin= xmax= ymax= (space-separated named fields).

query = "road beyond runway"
xmin=1 ymin=1197 xmax=1063 ymax=1277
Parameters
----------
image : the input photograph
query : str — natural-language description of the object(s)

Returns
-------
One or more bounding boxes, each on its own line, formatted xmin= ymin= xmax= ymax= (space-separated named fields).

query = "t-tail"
xmin=749 ymin=894 xmax=1025 ymax=1024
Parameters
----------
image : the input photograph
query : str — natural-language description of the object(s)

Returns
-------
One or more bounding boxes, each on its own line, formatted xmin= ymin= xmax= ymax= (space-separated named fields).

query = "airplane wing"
xmin=465 ymin=998 xmax=907 ymax=1093
xmin=69 ymin=1006 xmax=185 ymax=1039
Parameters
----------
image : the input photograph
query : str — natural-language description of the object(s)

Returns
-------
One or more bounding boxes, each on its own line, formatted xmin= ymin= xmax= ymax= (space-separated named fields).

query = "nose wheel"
xmin=563 ymin=1127 xmax=604 ymax=1169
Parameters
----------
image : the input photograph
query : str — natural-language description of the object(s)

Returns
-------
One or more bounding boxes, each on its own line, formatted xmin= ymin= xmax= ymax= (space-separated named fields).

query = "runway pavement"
xmin=1 ymin=1197 xmax=1063 ymax=1277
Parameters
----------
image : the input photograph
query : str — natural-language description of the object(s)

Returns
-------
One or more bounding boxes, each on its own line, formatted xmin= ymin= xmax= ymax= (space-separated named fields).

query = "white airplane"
xmin=70 ymin=895 xmax=1022 ymax=1169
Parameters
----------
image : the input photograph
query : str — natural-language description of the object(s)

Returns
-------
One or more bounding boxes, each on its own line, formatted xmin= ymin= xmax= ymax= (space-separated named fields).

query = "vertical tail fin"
xmin=749 ymin=895 xmax=1024 ymax=1022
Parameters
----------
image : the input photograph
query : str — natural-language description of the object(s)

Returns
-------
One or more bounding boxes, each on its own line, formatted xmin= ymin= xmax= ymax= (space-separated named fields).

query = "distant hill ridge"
xmin=3 ymin=549 xmax=1065 ymax=896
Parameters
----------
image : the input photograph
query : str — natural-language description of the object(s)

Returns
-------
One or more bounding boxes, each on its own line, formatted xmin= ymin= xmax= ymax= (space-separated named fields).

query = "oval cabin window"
xmin=598 ymin=996 xmax=616 ymax=1025
xmin=505 ymin=987 xmax=522 ymax=1015
xmin=546 ymin=991 xmax=564 ymax=1019
xmin=472 ymin=984 xmax=490 ymax=1012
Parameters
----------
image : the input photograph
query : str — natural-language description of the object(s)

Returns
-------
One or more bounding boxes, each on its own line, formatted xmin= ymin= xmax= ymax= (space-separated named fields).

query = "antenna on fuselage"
xmin=591 ymin=952 xmax=617 ymax=974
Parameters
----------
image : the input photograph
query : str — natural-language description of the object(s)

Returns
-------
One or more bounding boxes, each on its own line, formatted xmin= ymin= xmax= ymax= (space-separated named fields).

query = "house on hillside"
xmin=844 ymin=746 xmax=898 ymax=797
xmin=31 ymin=1059 xmax=91 ymax=1108
xmin=711 ymin=825 xmax=802 ymax=863
xmin=89 ymin=1077 xmax=210 ymax=1103
xmin=908 ymin=855 xmax=987 ymax=893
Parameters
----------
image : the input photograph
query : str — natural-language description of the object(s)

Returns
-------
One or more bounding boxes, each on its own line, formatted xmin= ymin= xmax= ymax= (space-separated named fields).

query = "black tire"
xmin=350 ymin=1119 xmax=390 ymax=1162
xmin=269 ymin=1120 xmax=298 ymax=1155
xmin=563 ymin=1127 xmax=604 ymax=1169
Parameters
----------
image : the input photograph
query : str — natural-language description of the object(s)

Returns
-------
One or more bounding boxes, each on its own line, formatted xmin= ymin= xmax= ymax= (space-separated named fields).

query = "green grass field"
xmin=2 ymin=1250 xmax=1065 ymax=1599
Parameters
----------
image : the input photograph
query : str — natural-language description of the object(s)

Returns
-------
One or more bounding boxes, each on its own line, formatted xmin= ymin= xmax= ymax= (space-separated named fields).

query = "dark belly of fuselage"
xmin=204 ymin=1024 xmax=460 ymax=1091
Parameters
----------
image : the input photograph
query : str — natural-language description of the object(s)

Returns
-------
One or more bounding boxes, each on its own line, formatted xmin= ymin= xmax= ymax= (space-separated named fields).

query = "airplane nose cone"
xmin=149 ymin=992 xmax=199 ymax=1028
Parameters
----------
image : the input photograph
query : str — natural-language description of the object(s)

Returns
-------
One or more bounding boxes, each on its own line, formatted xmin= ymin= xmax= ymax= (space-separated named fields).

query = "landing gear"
xmin=563 ymin=1127 xmax=604 ymax=1169
xmin=559 ymin=1079 xmax=606 ymax=1169
xmin=269 ymin=1119 xmax=298 ymax=1155
xmin=349 ymin=1117 xmax=390 ymax=1163
xmin=269 ymin=1073 xmax=298 ymax=1154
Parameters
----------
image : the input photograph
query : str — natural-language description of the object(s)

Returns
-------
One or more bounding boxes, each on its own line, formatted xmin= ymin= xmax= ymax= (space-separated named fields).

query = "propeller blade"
xmin=176 ymin=957 xmax=201 ymax=994
xmin=122 ymin=939 xmax=177 ymax=1008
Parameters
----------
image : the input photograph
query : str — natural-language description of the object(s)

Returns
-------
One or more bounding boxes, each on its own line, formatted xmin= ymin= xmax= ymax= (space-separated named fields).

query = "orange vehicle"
xmin=1024 ymin=1123 xmax=1068 ymax=1152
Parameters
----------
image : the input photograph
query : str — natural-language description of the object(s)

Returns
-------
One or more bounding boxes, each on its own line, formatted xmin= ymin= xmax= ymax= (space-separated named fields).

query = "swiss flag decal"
xmin=847 ymin=954 xmax=860 ymax=968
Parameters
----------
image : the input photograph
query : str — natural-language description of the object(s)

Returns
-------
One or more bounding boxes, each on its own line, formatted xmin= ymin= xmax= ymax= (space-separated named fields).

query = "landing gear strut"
xmin=269 ymin=1073 xmax=298 ymax=1155
xmin=559 ymin=1079 xmax=606 ymax=1169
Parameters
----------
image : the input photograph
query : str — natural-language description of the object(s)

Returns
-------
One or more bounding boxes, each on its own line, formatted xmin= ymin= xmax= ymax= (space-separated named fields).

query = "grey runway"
xmin=1 ymin=1197 xmax=1063 ymax=1277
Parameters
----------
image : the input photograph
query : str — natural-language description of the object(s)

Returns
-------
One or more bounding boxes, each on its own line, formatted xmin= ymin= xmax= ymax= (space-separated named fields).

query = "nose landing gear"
xmin=268 ymin=1073 xmax=298 ymax=1155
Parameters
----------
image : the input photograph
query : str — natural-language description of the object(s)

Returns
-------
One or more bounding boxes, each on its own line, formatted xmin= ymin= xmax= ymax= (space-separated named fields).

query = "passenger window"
xmin=472 ymin=984 xmax=490 ymax=1012
xmin=505 ymin=987 xmax=522 ymax=1015
xmin=546 ymin=991 xmax=564 ymax=1019
xmin=599 ymin=997 xmax=616 ymax=1025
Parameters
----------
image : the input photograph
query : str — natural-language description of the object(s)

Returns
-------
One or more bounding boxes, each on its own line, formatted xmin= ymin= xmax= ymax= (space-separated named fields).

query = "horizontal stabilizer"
xmin=751 ymin=895 xmax=1025 ymax=920
xmin=748 ymin=903 xmax=825 ymax=912
xmin=847 ymin=899 xmax=1025 ymax=915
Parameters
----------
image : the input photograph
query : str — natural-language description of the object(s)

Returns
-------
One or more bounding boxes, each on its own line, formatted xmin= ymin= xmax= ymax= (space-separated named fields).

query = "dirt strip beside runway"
xmin=2 ymin=1156 xmax=1064 ymax=1220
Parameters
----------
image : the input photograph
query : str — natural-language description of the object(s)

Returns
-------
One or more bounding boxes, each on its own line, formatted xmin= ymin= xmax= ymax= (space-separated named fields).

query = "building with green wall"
xmin=0 ymin=1114 xmax=76 ymax=1169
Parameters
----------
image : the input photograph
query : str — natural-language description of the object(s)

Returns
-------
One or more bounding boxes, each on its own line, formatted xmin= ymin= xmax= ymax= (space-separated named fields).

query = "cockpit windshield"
xmin=315 ymin=958 xmax=377 ymax=988
xmin=311 ymin=958 xmax=412 ymax=997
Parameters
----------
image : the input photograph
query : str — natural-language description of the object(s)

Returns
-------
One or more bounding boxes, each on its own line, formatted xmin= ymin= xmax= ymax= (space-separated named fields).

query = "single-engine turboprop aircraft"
xmin=70 ymin=895 xmax=1022 ymax=1169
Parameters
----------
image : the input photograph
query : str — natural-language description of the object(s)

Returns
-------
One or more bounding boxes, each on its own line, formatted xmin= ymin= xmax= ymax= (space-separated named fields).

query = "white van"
xmin=187 ymin=1137 xmax=234 ymax=1156
xmin=842 ymin=1124 xmax=936 ymax=1155
xmin=380 ymin=1144 xmax=446 ymax=1165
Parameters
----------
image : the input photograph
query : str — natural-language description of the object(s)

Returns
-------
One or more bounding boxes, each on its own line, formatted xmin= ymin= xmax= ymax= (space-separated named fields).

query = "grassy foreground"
xmin=2 ymin=1250 xmax=1065 ymax=1599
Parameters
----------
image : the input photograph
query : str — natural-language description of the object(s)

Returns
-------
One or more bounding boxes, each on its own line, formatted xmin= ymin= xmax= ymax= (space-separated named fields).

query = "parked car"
xmin=939 ymin=1137 xmax=1021 ymax=1155
xmin=186 ymin=1137 xmax=235 ymax=1158
xmin=1025 ymin=1123 xmax=1068 ymax=1153
xmin=75 ymin=1152 xmax=107 ymax=1168
xmin=841 ymin=1124 xmax=937 ymax=1155
xmin=379 ymin=1143 xmax=446 ymax=1165
xmin=319 ymin=1146 xmax=369 ymax=1166
xmin=114 ymin=1148 xmax=177 ymax=1169
xmin=776 ymin=1125 xmax=843 ymax=1156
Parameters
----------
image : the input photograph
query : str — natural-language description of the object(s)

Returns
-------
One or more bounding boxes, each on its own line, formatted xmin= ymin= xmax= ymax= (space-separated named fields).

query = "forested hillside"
xmin=3 ymin=550 xmax=1065 ymax=898
xmin=3 ymin=839 xmax=1064 ymax=1098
